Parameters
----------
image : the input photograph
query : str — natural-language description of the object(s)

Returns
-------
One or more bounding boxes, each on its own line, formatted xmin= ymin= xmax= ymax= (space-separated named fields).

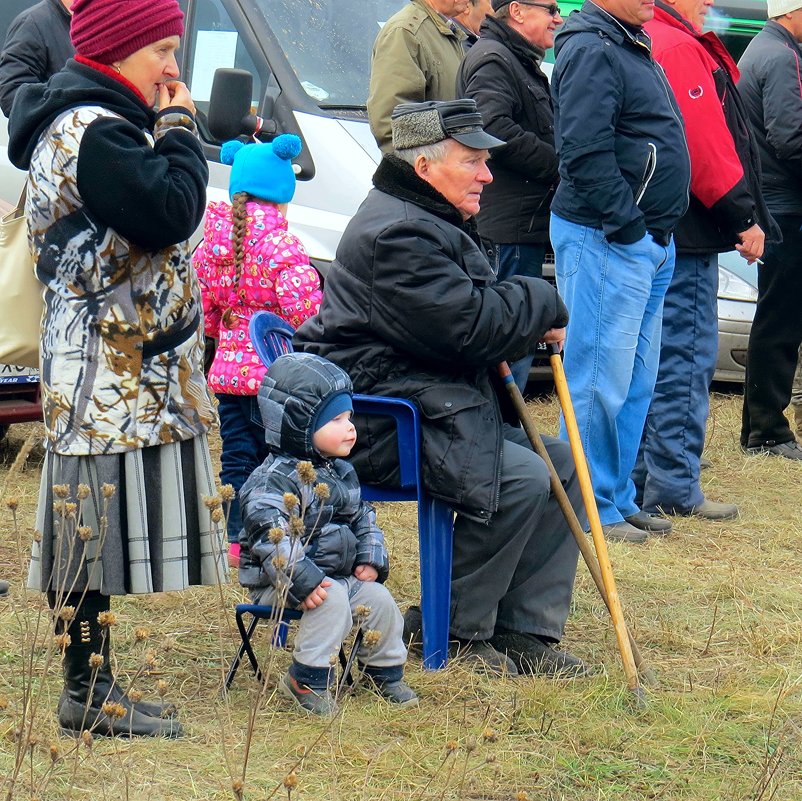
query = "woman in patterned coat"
xmin=7 ymin=0 xmax=225 ymax=738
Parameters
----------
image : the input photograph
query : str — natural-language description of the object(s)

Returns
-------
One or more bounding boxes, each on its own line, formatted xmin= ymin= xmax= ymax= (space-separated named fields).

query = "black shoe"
xmin=599 ymin=521 xmax=648 ymax=543
xmin=625 ymin=510 xmax=673 ymax=535
xmin=448 ymin=638 xmax=518 ymax=676
xmin=402 ymin=605 xmax=423 ymax=654
xmin=745 ymin=440 xmax=802 ymax=461
xmin=58 ymin=693 xmax=183 ymax=738
xmin=55 ymin=591 xmax=182 ymax=738
xmin=0 ymin=579 xmax=8 ymax=597
xmin=700 ymin=456 xmax=713 ymax=470
xmin=58 ymin=688 xmax=176 ymax=720
xmin=490 ymin=630 xmax=589 ymax=677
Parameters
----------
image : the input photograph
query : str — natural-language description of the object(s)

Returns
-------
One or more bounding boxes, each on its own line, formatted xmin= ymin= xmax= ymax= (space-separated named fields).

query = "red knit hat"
xmin=70 ymin=0 xmax=185 ymax=65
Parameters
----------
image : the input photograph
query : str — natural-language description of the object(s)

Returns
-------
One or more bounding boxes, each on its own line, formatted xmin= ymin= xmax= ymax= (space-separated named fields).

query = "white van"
xmin=0 ymin=0 xmax=406 ymax=434
xmin=0 ymin=0 xmax=769 ymax=426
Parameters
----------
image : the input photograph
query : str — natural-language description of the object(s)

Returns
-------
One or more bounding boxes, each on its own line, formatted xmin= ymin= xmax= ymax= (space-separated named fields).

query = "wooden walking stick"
xmin=497 ymin=360 xmax=653 ymax=701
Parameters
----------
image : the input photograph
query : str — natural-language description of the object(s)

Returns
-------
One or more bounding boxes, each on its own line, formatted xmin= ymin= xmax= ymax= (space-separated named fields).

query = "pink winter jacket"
xmin=194 ymin=200 xmax=322 ymax=395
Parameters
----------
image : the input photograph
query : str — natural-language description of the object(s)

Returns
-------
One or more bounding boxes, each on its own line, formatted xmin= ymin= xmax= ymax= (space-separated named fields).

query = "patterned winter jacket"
xmin=238 ymin=353 xmax=389 ymax=607
xmin=194 ymin=200 xmax=322 ymax=395
xmin=7 ymin=59 xmax=215 ymax=456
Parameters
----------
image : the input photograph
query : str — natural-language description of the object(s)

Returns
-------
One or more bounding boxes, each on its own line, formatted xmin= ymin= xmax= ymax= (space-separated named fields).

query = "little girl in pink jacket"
xmin=194 ymin=134 xmax=322 ymax=558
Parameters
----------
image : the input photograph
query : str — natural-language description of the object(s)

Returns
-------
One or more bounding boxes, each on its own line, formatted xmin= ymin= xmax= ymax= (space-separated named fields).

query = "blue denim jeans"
xmin=632 ymin=253 xmax=718 ymax=512
xmin=217 ymin=393 xmax=269 ymax=543
xmin=550 ymin=214 xmax=675 ymax=525
xmin=495 ymin=243 xmax=547 ymax=394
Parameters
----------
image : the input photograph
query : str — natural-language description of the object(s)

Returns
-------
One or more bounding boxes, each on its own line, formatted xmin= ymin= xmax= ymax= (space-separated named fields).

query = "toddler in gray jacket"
xmin=238 ymin=352 xmax=416 ymax=715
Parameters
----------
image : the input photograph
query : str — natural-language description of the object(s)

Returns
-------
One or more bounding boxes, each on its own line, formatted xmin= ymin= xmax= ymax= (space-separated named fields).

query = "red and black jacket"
xmin=646 ymin=2 xmax=778 ymax=254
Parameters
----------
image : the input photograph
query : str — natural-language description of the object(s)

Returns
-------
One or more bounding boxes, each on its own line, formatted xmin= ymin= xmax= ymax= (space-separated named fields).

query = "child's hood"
xmin=257 ymin=353 xmax=353 ymax=460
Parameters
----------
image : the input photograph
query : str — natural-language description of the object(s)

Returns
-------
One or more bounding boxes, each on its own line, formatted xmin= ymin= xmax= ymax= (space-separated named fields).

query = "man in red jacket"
xmin=633 ymin=0 xmax=777 ymax=521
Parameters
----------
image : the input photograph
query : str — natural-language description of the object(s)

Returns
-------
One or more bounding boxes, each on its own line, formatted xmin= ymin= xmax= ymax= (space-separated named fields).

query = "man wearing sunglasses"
xmin=457 ymin=0 xmax=563 ymax=394
xmin=549 ymin=0 xmax=691 ymax=543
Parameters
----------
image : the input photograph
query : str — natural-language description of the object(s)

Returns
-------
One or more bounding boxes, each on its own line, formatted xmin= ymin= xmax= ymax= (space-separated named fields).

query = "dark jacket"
xmin=646 ymin=3 xmax=778 ymax=253
xmin=0 ymin=0 xmax=73 ymax=118
xmin=452 ymin=18 xmax=479 ymax=51
xmin=457 ymin=16 xmax=558 ymax=245
xmin=551 ymin=0 xmax=690 ymax=245
xmin=238 ymin=353 xmax=389 ymax=606
xmin=737 ymin=20 xmax=802 ymax=215
xmin=295 ymin=156 xmax=568 ymax=521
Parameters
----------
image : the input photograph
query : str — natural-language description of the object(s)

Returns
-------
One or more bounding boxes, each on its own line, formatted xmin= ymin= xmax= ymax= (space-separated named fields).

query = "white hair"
xmin=393 ymin=140 xmax=451 ymax=166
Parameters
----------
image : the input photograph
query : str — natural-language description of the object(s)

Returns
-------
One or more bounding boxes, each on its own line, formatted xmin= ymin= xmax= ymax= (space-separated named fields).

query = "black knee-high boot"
xmin=51 ymin=591 xmax=182 ymax=738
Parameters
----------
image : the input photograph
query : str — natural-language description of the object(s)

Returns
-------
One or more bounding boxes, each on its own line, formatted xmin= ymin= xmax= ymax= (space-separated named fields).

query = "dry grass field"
xmin=1 ymin=390 xmax=801 ymax=801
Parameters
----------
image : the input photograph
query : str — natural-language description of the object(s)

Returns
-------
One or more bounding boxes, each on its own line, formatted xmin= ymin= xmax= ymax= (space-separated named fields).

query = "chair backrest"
xmin=248 ymin=311 xmax=295 ymax=367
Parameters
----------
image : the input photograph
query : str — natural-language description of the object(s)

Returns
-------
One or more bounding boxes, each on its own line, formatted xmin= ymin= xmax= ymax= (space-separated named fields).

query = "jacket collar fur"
xmin=373 ymin=154 xmax=476 ymax=232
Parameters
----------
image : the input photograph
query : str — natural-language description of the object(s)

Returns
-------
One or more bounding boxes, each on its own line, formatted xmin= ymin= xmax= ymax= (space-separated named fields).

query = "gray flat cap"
xmin=391 ymin=99 xmax=505 ymax=151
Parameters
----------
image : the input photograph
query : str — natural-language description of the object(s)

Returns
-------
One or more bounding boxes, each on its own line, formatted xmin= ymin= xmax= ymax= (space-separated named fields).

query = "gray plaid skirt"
xmin=28 ymin=434 xmax=229 ymax=595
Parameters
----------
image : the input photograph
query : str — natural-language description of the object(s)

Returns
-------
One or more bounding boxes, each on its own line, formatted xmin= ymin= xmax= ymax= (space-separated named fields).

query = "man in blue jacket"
xmin=550 ymin=0 xmax=690 ymax=542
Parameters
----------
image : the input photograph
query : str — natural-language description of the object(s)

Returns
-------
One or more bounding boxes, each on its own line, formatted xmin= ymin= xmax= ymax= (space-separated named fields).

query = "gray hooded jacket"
xmin=237 ymin=353 xmax=389 ymax=607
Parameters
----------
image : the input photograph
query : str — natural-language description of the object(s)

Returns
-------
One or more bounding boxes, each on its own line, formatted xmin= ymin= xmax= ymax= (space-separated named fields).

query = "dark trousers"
xmin=217 ymin=393 xmax=268 ymax=543
xmin=495 ymin=243 xmax=547 ymax=393
xmin=633 ymin=253 xmax=718 ymax=511
xmin=449 ymin=425 xmax=582 ymax=642
xmin=741 ymin=214 xmax=802 ymax=448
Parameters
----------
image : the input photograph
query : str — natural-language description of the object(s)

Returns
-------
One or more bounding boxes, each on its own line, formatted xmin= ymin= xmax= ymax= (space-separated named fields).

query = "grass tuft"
xmin=1 ymin=390 xmax=801 ymax=799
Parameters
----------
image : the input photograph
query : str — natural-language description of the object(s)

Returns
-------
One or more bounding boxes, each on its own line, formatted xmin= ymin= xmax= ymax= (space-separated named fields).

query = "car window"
xmin=183 ymin=0 xmax=262 ymax=119
xmin=253 ymin=0 xmax=405 ymax=107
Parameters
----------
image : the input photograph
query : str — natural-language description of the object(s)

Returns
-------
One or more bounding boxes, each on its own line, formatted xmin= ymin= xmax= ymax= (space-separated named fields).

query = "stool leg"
xmin=419 ymin=495 xmax=453 ymax=670
xmin=238 ymin=613 xmax=263 ymax=683
xmin=336 ymin=628 xmax=364 ymax=696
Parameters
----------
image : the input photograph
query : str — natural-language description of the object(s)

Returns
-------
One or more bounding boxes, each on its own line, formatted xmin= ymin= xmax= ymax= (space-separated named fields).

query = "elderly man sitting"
xmin=295 ymin=99 xmax=586 ymax=677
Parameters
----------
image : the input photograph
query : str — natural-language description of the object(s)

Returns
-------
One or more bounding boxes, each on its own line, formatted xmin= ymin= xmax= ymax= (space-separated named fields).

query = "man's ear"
xmin=413 ymin=154 xmax=430 ymax=182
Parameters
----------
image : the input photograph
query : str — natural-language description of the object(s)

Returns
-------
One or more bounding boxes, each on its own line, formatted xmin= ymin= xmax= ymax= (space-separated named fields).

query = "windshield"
xmin=254 ymin=0 xmax=406 ymax=107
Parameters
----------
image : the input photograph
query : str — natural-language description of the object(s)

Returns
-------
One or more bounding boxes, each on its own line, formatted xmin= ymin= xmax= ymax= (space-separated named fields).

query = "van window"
xmin=253 ymin=0 xmax=405 ymax=107
xmin=184 ymin=0 xmax=263 ymax=117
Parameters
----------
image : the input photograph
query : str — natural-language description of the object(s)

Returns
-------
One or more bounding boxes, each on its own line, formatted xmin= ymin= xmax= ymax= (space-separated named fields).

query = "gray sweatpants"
xmin=449 ymin=426 xmax=583 ymax=642
xmin=252 ymin=575 xmax=407 ymax=670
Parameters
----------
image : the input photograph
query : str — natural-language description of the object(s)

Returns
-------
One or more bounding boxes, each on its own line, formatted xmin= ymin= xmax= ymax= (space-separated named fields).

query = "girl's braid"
xmin=222 ymin=191 xmax=250 ymax=328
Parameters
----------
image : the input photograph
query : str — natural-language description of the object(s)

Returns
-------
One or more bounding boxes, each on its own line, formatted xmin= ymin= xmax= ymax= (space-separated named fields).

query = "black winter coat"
xmin=457 ymin=16 xmax=557 ymax=245
xmin=738 ymin=21 xmax=802 ymax=215
xmin=551 ymin=1 xmax=690 ymax=245
xmin=0 ymin=0 xmax=73 ymax=118
xmin=295 ymin=156 xmax=569 ymax=521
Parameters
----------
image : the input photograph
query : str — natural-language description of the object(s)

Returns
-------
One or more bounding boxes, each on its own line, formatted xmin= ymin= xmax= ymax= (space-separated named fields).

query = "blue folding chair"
xmin=242 ymin=311 xmax=454 ymax=670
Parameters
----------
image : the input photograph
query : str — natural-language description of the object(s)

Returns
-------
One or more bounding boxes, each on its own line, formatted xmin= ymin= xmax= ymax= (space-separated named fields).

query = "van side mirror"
xmin=208 ymin=68 xmax=277 ymax=142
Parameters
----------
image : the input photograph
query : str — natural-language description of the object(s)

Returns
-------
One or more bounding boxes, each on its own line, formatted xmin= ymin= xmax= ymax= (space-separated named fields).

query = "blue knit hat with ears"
xmin=220 ymin=134 xmax=303 ymax=204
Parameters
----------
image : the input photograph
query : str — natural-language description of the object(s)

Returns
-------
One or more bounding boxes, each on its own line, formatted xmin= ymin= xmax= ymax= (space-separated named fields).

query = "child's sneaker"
xmin=374 ymin=679 xmax=419 ymax=708
xmin=279 ymin=672 xmax=337 ymax=716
